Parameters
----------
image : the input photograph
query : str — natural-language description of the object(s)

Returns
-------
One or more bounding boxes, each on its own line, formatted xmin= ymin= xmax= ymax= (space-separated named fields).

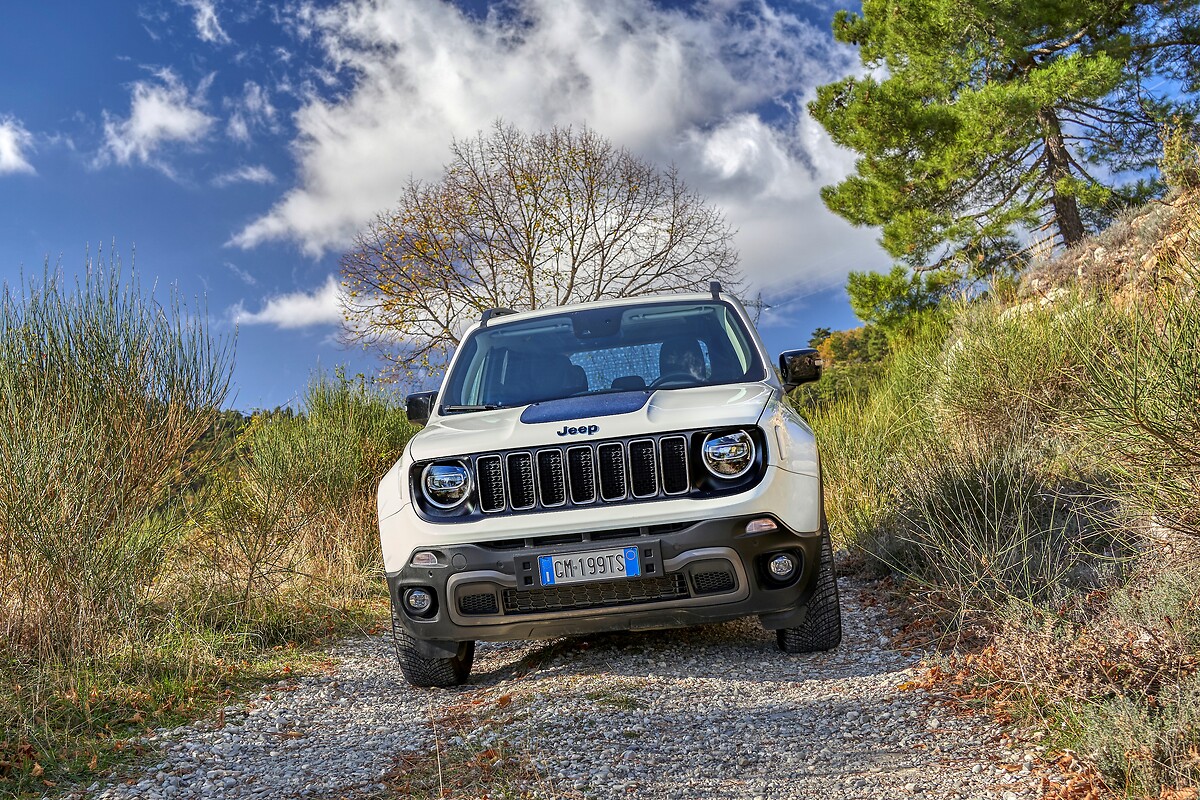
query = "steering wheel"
xmin=649 ymin=372 xmax=698 ymax=389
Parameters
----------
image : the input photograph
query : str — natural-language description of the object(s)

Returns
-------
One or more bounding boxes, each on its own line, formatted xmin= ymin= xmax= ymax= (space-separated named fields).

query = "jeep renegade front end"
xmin=378 ymin=283 xmax=841 ymax=687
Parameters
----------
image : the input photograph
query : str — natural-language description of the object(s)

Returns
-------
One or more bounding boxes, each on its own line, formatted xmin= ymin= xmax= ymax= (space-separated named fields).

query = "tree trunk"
xmin=1038 ymin=107 xmax=1086 ymax=248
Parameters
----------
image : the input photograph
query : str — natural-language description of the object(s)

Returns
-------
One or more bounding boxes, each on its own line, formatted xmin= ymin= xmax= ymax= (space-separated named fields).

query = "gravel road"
xmin=73 ymin=576 xmax=1053 ymax=800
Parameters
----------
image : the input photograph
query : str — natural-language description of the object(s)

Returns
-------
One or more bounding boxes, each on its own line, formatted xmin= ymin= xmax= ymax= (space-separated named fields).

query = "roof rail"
xmin=709 ymin=280 xmax=722 ymax=300
xmin=480 ymin=307 xmax=518 ymax=327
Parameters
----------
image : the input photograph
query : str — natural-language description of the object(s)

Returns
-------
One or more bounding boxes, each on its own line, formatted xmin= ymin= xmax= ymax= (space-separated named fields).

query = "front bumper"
xmin=387 ymin=515 xmax=824 ymax=658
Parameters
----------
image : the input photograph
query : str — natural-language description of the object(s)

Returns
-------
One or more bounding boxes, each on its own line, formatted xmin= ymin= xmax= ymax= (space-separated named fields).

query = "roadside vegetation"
xmin=0 ymin=262 xmax=412 ymax=796
xmin=803 ymin=136 xmax=1200 ymax=797
xmin=2 ymin=108 xmax=1196 ymax=798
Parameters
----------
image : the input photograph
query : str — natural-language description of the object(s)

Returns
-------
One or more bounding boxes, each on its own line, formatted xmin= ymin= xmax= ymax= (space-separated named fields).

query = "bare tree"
xmin=340 ymin=121 xmax=740 ymax=378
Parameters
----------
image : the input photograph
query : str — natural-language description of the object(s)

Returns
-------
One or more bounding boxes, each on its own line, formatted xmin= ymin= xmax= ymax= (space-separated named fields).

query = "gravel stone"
xmin=66 ymin=576 xmax=1048 ymax=799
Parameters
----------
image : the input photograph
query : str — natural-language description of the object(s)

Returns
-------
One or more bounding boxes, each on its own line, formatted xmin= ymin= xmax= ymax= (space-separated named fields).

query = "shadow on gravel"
xmin=467 ymin=607 xmax=904 ymax=689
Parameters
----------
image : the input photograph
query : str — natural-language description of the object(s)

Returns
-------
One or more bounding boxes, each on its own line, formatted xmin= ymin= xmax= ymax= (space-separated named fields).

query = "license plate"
xmin=538 ymin=546 xmax=641 ymax=587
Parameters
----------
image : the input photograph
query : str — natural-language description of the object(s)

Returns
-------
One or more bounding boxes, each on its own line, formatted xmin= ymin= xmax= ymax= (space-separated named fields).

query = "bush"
xmin=932 ymin=294 xmax=1094 ymax=448
xmin=805 ymin=187 xmax=1200 ymax=799
xmin=1067 ymin=212 xmax=1200 ymax=540
xmin=813 ymin=294 xmax=1130 ymax=617
xmin=789 ymin=361 xmax=885 ymax=412
xmin=878 ymin=436 xmax=1128 ymax=618
xmin=187 ymin=373 xmax=413 ymax=622
xmin=807 ymin=319 xmax=945 ymax=550
xmin=1161 ymin=122 xmax=1200 ymax=191
xmin=973 ymin=559 xmax=1200 ymax=796
xmin=0 ymin=264 xmax=231 ymax=661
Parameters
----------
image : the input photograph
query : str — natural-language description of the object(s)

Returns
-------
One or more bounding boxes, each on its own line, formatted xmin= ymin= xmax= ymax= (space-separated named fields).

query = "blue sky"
xmin=0 ymin=0 xmax=885 ymax=411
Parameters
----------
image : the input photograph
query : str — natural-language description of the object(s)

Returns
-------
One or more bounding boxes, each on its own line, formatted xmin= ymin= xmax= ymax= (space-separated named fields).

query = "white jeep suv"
xmin=377 ymin=283 xmax=840 ymax=687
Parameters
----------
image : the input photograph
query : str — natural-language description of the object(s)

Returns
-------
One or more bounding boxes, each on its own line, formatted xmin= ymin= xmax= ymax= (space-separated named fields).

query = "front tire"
xmin=391 ymin=612 xmax=475 ymax=687
xmin=776 ymin=534 xmax=842 ymax=653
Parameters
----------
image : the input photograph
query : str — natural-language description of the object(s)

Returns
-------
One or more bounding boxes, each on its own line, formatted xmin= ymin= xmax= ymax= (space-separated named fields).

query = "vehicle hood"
xmin=409 ymin=383 xmax=774 ymax=461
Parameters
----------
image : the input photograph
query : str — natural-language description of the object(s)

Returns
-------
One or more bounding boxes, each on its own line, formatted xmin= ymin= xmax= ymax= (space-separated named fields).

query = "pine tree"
xmin=810 ymin=0 xmax=1199 ymax=273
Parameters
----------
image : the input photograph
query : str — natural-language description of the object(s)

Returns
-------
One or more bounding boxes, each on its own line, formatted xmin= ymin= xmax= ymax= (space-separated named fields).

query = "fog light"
xmin=768 ymin=553 xmax=797 ymax=580
xmin=746 ymin=518 xmax=778 ymax=534
xmin=403 ymin=588 xmax=434 ymax=616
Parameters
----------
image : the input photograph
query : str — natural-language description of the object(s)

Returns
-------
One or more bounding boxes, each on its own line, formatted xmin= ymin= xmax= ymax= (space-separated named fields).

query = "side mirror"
xmin=405 ymin=391 xmax=438 ymax=425
xmin=779 ymin=349 xmax=823 ymax=391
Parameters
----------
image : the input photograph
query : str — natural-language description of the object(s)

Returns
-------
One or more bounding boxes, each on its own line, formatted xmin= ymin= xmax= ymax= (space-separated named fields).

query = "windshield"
xmin=439 ymin=300 xmax=766 ymax=411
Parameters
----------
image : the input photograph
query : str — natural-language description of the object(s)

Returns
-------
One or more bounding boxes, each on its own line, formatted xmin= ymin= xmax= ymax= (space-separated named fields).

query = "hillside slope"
xmin=807 ymin=183 xmax=1200 ymax=799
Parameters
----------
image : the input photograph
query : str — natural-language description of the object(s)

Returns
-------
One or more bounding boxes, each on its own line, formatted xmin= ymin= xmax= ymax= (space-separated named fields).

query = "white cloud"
xmin=232 ymin=275 xmax=344 ymax=328
xmin=225 ymin=260 xmax=258 ymax=286
xmin=233 ymin=0 xmax=887 ymax=291
xmin=179 ymin=0 xmax=231 ymax=44
xmin=226 ymin=81 xmax=278 ymax=143
xmin=0 ymin=116 xmax=36 ymax=175
xmin=97 ymin=69 xmax=216 ymax=174
xmin=212 ymin=164 xmax=276 ymax=187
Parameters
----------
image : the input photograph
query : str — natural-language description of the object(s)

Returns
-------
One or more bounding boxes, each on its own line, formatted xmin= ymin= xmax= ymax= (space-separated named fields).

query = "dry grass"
xmin=384 ymin=694 xmax=575 ymax=800
xmin=0 ymin=263 xmax=411 ymax=796
xmin=0 ymin=262 xmax=231 ymax=662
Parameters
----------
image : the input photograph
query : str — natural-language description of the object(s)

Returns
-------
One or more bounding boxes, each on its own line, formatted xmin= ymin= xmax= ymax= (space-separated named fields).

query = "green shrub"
xmin=188 ymin=373 xmax=413 ymax=622
xmin=878 ymin=436 xmax=1128 ymax=618
xmin=807 ymin=188 xmax=1200 ymax=798
xmin=1078 ymin=673 xmax=1200 ymax=796
xmin=932 ymin=294 xmax=1093 ymax=447
xmin=975 ymin=560 xmax=1200 ymax=796
xmin=789 ymin=361 xmax=885 ymax=412
xmin=813 ymin=293 xmax=1130 ymax=615
xmin=1161 ymin=122 xmax=1200 ymax=191
xmin=808 ymin=320 xmax=945 ymax=550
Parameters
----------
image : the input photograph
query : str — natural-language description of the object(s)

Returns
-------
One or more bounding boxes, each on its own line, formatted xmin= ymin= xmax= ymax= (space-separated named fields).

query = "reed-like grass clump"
xmin=0 ymin=263 xmax=232 ymax=663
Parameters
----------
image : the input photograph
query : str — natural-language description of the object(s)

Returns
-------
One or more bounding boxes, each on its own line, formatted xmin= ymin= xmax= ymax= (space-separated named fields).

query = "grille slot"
xmin=597 ymin=443 xmax=627 ymax=501
xmin=477 ymin=455 xmax=505 ymax=512
xmin=537 ymin=450 xmax=566 ymax=507
xmin=458 ymin=593 xmax=499 ymax=615
xmin=629 ymin=439 xmax=658 ymax=497
xmin=507 ymin=452 xmax=536 ymax=510
xmin=503 ymin=573 xmax=688 ymax=614
xmin=567 ymin=446 xmax=596 ymax=504
xmin=660 ymin=436 xmax=689 ymax=495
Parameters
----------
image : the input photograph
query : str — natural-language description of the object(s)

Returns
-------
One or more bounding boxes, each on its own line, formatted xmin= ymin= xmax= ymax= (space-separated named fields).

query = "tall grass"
xmin=1068 ymin=217 xmax=1200 ymax=541
xmin=811 ymin=291 xmax=1128 ymax=612
xmin=809 ymin=184 xmax=1200 ymax=796
xmin=186 ymin=373 xmax=414 ymax=625
xmin=0 ymin=261 xmax=413 ymax=795
xmin=809 ymin=322 xmax=943 ymax=549
xmin=0 ymin=263 xmax=231 ymax=662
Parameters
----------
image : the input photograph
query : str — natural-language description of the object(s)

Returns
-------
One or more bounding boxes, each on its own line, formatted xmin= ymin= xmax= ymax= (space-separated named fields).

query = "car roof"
xmin=471 ymin=290 xmax=742 ymax=334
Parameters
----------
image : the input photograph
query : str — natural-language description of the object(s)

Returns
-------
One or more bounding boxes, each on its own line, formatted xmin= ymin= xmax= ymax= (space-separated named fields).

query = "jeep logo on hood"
xmin=557 ymin=424 xmax=600 ymax=437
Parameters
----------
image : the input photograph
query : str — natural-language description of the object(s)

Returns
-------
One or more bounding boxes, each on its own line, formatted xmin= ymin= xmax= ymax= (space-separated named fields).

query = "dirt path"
xmin=78 ymin=576 xmax=1050 ymax=800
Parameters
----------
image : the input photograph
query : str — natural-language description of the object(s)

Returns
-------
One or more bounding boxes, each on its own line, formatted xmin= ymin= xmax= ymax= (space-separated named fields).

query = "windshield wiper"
xmin=441 ymin=404 xmax=503 ymax=413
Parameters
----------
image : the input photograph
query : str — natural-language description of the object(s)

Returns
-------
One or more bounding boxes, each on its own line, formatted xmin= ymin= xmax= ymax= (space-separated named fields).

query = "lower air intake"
xmin=691 ymin=569 xmax=736 ymax=595
xmin=503 ymin=573 xmax=688 ymax=614
xmin=458 ymin=593 xmax=500 ymax=616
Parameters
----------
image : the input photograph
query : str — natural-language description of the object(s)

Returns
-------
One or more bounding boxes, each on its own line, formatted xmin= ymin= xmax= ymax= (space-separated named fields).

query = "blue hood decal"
xmin=520 ymin=392 xmax=652 ymax=424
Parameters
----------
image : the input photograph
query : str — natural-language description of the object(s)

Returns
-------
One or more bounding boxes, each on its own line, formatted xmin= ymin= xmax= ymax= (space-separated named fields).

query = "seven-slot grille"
xmin=475 ymin=434 xmax=690 ymax=514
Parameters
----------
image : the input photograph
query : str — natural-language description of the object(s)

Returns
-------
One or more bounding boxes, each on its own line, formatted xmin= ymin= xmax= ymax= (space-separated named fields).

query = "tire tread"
xmin=391 ymin=612 xmax=474 ymax=687
xmin=777 ymin=535 xmax=843 ymax=654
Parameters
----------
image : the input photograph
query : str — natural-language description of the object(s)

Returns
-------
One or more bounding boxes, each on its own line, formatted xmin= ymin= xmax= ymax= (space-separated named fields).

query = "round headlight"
xmin=701 ymin=431 xmax=755 ymax=479
xmin=421 ymin=462 xmax=471 ymax=508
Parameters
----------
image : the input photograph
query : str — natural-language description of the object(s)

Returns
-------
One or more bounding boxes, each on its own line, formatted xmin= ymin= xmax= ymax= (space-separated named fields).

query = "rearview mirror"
xmin=406 ymin=391 xmax=438 ymax=425
xmin=779 ymin=349 xmax=823 ymax=391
